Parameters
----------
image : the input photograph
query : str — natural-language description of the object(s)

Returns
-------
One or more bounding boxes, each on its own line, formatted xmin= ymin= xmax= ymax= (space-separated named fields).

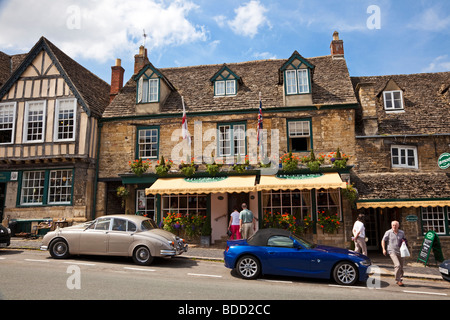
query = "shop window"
xmin=262 ymin=189 xmax=312 ymax=221
xmin=162 ymin=194 xmax=207 ymax=217
xmin=421 ymin=206 xmax=448 ymax=235
xmin=316 ymin=188 xmax=342 ymax=220
xmin=136 ymin=190 xmax=156 ymax=221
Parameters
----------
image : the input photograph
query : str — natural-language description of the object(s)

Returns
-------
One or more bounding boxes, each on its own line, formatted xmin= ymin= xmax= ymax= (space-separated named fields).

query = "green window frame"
xmin=421 ymin=206 xmax=449 ymax=236
xmin=137 ymin=75 xmax=160 ymax=103
xmin=217 ymin=122 xmax=247 ymax=157
xmin=136 ymin=126 xmax=159 ymax=159
xmin=287 ymin=119 xmax=313 ymax=152
xmin=18 ymin=169 xmax=74 ymax=206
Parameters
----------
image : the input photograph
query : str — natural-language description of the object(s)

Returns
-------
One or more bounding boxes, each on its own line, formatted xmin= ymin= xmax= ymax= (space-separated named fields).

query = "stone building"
xmin=0 ymin=37 xmax=110 ymax=230
xmin=351 ymin=72 xmax=450 ymax=259
xmin=96 ymin=32 xmax=357 ymax=246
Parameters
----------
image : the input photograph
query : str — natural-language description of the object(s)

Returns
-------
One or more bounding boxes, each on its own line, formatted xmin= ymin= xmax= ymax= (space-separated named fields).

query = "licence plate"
xmin=439 ymin=267 xmax=449 ymax=275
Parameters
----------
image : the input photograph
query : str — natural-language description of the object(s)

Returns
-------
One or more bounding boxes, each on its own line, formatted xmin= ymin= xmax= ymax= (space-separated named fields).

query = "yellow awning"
xmin=145 ymin=175 xmax=257 ymax=195
xmin=357 ymin=200 xmax=450 ymax=209
xmin=257 ymin=173 xmax=347 ymax=191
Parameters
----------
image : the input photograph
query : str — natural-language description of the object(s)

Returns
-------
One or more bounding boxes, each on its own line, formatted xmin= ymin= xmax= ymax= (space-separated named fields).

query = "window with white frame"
xmin=218 ymin=123 xmax=246 ymax=157
xmin=24 ymin=101 xmax=46 ymax=143
xmin=391 ymin=145 xmax=418 ymax=169
xmin=262 ymin=190 xmax=312 ymax=220
xmin=316 ymin=188 xmax=342 ymax=219
xmin=162 ymin=194 xmax=207 ymax=217
xmin=48 ymin=170 xmax=73 ymax=204
xmin=55 ymin=99 xmax=76 ymax=141
xmin=421 ymin=206 xmax=448 ymax=235
xmin=285 ymin=69 xmax=310 ymax=95
xmin=138 ymin=78 xmax=159 ymax=103
xmin=136 ymin=189 xmax=156 ymax=221
xmin=21 ymin=171 xmax=46 ymax=205
xmin=138 ymin=127 xmax=159 ymax=159
xmin=0 ymin=102 xmax=16 ymax=144
xmin=215 ymin=80 xmax=236 ymax=96
xmin=288 ymin=120 xmax=311 ymax=152
xmin=383 ymin=90 xmax=403 ymax=110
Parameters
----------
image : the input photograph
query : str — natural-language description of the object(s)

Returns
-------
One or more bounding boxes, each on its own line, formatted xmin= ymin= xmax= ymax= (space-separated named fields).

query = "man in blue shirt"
xmin=239 ymin=203 xmax=255 ymax=239
xmin=382 ymin=220 xmax=407 ymax=286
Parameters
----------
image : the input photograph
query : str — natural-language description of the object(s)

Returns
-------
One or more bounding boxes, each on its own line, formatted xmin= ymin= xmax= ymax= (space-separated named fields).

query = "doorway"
xmin=359 ymin=207 xmax=402 ymax=252
xmin=227 ymin=193 xmax=249 ymax=224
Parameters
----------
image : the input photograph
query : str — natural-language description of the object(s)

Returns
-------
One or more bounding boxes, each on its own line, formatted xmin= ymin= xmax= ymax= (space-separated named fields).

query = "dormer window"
xmin=138 ymin=77 xmax=159 ymax=103
xmin=383 ymin=90 xmax=403 ymax=110
xmin=211 ymin=64 xmax=240 ymax=97
xmin=285 ymin=69 xmax=310 ymax=94
xmin=280 ymin=51 xmax=314 ymax=98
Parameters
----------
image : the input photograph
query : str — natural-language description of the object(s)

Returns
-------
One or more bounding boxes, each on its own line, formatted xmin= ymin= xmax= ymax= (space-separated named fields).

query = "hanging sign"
xmin=438 ymin=153 xmax=450 ymax=169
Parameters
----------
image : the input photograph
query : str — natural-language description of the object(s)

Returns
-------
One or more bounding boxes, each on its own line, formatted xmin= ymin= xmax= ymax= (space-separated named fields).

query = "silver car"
xmin=40 ymin=215 xmax=188 ymax=265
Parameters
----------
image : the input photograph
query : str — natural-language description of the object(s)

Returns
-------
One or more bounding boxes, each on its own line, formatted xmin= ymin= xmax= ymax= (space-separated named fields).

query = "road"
xmin=1 ymin=249 xmax=449 ymax=303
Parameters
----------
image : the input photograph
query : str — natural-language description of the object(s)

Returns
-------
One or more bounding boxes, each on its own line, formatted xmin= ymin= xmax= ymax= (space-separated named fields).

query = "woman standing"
xmin=228 ymin=208 xmax=241 ymax=240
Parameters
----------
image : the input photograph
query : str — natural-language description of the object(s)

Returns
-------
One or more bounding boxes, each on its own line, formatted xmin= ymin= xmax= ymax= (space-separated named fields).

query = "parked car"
xmin=439 ymin=260 xmax=450 ymax=282
xmin=0 ymin=224 xmax=11 ymax=248
xmin=40 ymin=215 xmax=188 ymax=265
xmin=224 ymin=228 xmax=371 ymax=286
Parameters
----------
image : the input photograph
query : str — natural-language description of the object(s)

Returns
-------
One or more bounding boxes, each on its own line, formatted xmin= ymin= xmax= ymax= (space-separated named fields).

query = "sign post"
xmin=417 ymin=231 xmax=445 ymax=266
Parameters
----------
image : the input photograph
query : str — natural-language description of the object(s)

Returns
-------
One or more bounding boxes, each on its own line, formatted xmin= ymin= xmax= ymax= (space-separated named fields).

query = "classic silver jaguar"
xmin=40 ymin=215 xmax=188 ymax=265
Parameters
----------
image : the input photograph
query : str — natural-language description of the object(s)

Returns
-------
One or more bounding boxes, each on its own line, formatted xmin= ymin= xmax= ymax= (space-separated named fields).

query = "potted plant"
xmin=179 ymin=158 xmax=198 ymax=177
xmin=116 ymin=185 xmax=129 ymax=208
xmin=128 ymin=158 xmax=150 ymax=176
xmin=342 ymin=182 xmax=358 ymax=209
xmin=301 ymin=150 xmax=324 ymax=172
xmin=155 ymin=156 xmax=173 ymax=176
xmin=200 ymin=214 xmax=212 ymax=247
xmin=317 ymin=210 xmax=341 ymax=233
xmin=330 ymin=148 xmax=350 ymax=169
xmin=206 ymin=158 xmax=223 ymax=176
xmin=232 ymin=154 xmax=250 ymax=173
xmin=280 ymin=152 xmax=299 ymax=172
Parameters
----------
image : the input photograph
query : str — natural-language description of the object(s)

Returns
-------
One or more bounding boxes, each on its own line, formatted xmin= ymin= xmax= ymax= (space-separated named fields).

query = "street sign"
xmin=438 ymin=153 xmax=450 ymax=169
xmin=417 ymin=231 xmax=445 ymax=266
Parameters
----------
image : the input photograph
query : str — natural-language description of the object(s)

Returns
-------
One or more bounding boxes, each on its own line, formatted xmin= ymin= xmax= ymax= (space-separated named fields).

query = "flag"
xmin=181 ymin=96 xmax=191 ymax=146
xmin=257 ymin=92 xmax=263 ymax=146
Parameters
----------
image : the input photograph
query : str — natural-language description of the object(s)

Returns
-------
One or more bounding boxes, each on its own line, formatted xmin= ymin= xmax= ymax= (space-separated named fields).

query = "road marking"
xmin=24 ymin=259 xmax=49 ymax=263
xmin=403 ymin=290 xmax=447 ymax=296
xmin=63 ymin=261 xmax=96 ymax=266
xmin=188 ymin=273 xmax=222 ymax=278
xmin=124 ymin=267 xmax=156 ymax=272
xmin=328 ymin=284 xmax=368 ymax=289
xmin=0 ymin=257 xmax=5 ymax=260
xmin=258 ymin=279 xmax=293 ymax=284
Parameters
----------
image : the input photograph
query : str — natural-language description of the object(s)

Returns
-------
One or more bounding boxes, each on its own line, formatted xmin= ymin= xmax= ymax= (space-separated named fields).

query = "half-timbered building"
xmin=0 ymin=37 xmax=110 ymax=231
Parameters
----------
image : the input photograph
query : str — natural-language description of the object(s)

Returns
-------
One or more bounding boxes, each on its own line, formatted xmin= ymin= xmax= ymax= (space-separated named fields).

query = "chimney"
xmin=330 ymin=31 xmax=344 ymax=58
xmin=134 ymin=45 xmax=150 ymax=75
xmin=110 ymin=58 xmax=125 ymax=102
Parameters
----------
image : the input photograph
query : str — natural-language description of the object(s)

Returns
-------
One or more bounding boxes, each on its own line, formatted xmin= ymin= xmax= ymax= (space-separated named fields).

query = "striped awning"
xmin=145 ymin=175 xmax=256 ymax=195
xmin=257 ymin=173 xmax=347 ymax=191
xmin=357 ymin=200 xmax=450 ymax=209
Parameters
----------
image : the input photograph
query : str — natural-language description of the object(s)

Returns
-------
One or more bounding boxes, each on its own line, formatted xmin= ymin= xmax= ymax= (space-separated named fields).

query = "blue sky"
xmin=0 ymin=0 xmax=449 ymax=83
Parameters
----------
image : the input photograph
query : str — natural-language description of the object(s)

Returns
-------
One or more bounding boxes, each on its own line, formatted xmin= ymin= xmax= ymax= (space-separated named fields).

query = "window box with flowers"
xmin=280 ymin=152 xmax=300 ymax=172
xmin=179 ymin=158 xmax=199 ymax=177
xmin=206 ymin=158 xmax=223 ymax=176
xmin=301 ymin=150 xmax=325 ymax=172
xmin=232 ymin=155 xmax=250 ymax=173
xmin=128 ymin=158 xmax=150 ymax=176
xmin=317 ymin=210 xmax=341 ymax=233
xmin=155 ymin=156 xmax=173 ymax=176
xmin=263 ymin=211 xmax=305 ymax=235
xmin=329 ymin=148 xmax=350 ymax=169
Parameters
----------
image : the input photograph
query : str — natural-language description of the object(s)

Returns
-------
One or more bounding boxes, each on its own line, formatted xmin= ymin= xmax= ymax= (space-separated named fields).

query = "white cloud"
xmin=408 ymin=7 xmax=450 ymax=32
xmin=227 ymin=1 xmax=270 ymax=38
xmin=0 ymin=0 xmax=207 ymax=62
xmin=422 ymin=55 xmax=450 ymax=73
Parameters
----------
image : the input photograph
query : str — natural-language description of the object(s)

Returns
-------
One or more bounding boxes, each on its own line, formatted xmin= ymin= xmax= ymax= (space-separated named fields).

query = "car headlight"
xmin=359 ymin=259 xmax=371 ymax=267
xmin=7 ymin=228 xmax=11 ymax=234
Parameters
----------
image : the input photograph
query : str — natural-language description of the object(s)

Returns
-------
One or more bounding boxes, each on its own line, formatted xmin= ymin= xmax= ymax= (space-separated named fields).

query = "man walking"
xmin=381 ymin=220 xmax=407 ymax=286
xmin=239 ymin=203 xmax=255 ymax=239
xmin=352 ymin=214 xmax=367 ymax=256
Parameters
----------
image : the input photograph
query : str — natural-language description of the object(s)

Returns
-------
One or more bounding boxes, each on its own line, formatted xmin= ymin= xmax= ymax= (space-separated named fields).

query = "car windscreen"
xmin=141 ymin=219 xmax=158 ymax=231
xmin=292 ymin=234 xmax=316 ymax=249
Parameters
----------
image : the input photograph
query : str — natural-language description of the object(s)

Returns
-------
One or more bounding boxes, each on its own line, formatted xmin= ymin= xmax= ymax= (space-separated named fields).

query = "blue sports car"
xmin=224 ymin=228 xmax=371 ymax=286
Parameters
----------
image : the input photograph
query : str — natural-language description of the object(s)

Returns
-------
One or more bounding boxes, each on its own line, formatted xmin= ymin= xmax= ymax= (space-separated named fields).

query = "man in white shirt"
xmin=352 ymin=214 xmax=367 ymax=256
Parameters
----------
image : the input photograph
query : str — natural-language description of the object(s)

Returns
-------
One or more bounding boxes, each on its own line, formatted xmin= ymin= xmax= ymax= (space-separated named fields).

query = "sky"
xmin=0 ymin=0 xmax=449 ymax=84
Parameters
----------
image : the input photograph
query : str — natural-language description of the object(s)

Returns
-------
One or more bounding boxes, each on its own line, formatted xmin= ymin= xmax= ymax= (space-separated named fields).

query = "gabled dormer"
xmin=134 ymin=58 xmax=174 ymax=115
xmin=280 ymin=51 xmax=314 ymax=106
xmin=379 ymin=79 xmax=404 ymax=112
xmin=210 ymin=64 xmax=240 ymax=97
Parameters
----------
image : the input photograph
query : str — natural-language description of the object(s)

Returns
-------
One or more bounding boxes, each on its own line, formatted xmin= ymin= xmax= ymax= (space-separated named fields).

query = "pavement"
xmin=4 ymin=237 xmax=445 ymax=282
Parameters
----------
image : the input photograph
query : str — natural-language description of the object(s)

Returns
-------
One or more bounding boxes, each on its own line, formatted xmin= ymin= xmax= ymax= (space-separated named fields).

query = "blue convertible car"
xmin=224 ymin=228 xmax=371 ymax=286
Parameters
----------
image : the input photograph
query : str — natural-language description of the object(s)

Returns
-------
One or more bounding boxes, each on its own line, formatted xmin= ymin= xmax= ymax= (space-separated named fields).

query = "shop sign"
xmin=406 ymin=215 xmax=418 ymax=222
xmin=438 ymin=153 xmax=450 ymax=169
xmin=417 ymin=231 xmax=445 ymax=266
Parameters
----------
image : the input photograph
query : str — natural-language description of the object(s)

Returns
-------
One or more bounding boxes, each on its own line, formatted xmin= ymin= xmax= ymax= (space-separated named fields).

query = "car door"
xmin=108 ymin=218 xmax=136 ymax=255
xmin=264 ymin=235 xmax=311 ymax=276
xmin=79 ymin=217 xmax=111 ymax=254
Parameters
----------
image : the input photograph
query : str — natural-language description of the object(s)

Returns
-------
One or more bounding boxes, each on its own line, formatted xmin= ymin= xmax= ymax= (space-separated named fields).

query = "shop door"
xmin=363 ymin=208 xmax=379 ymax=250
xmin=228 ymin=193 xmax=249 ymax=224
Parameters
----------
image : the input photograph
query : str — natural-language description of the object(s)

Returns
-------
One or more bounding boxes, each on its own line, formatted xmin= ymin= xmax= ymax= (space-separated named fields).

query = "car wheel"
xmin=49 ymin=239 xmax=70 ymax=259
xmin=236 ymin=255 xmax=261 ymax=280
xmin=133 ymin=246 xmax=154 ymax=266
xmin=333 ymin=261 xmax=358 ymax=286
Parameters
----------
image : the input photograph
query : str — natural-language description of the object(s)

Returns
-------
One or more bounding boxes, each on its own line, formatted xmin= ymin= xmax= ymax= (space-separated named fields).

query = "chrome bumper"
xmin=160 ymin=244 xmax=188 ymax=256
xmin=40 ymin=245 xmax=48 ymax=251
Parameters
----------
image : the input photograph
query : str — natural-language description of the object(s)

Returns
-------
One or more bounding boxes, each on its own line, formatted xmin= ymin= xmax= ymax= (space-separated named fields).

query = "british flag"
xmin=257 ymin=93 xmax=263 ymax=146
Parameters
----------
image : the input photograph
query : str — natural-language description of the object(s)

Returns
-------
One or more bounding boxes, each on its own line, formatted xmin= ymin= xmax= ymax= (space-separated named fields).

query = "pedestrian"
xmin=228 ymin=207 xmax=241 ymax=240
xmin=381 ymin=220 xmax=407 ymax=286
xmin=239 ymin=203 xmax=255 ymax=239
xmin=352 ymin=214 xmax=367 ymax=256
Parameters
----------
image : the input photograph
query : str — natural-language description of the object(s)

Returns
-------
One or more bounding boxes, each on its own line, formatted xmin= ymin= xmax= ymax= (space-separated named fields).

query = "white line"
xmin=63 ymin=261 xmax=96 ymax=266
xmin=24 ymin=259 xmax=49 ymax=263
xmin=187 ymin=273 xmax=222 ymax=278
xmin=124 ymin=267 xmax=156 ymax=272
xmin=403 ymin=290 xmax=447 ymax=296
xmin=258 ymin=279 xmax=293 ymax=284
xmin=328 ymin=284 xmax=367 ymax=289
xmin=0 ymin=257 xmax=5 ymax=260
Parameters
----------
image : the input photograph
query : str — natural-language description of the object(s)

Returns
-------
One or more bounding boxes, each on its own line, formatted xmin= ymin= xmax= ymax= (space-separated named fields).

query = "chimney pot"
xmin=134 ymin=46 xmax=150 ymax=75
xmin=110 ymin=58 xmax=125 ymax=102
xmin=330 ymin=31 xmax=344 ymax=58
